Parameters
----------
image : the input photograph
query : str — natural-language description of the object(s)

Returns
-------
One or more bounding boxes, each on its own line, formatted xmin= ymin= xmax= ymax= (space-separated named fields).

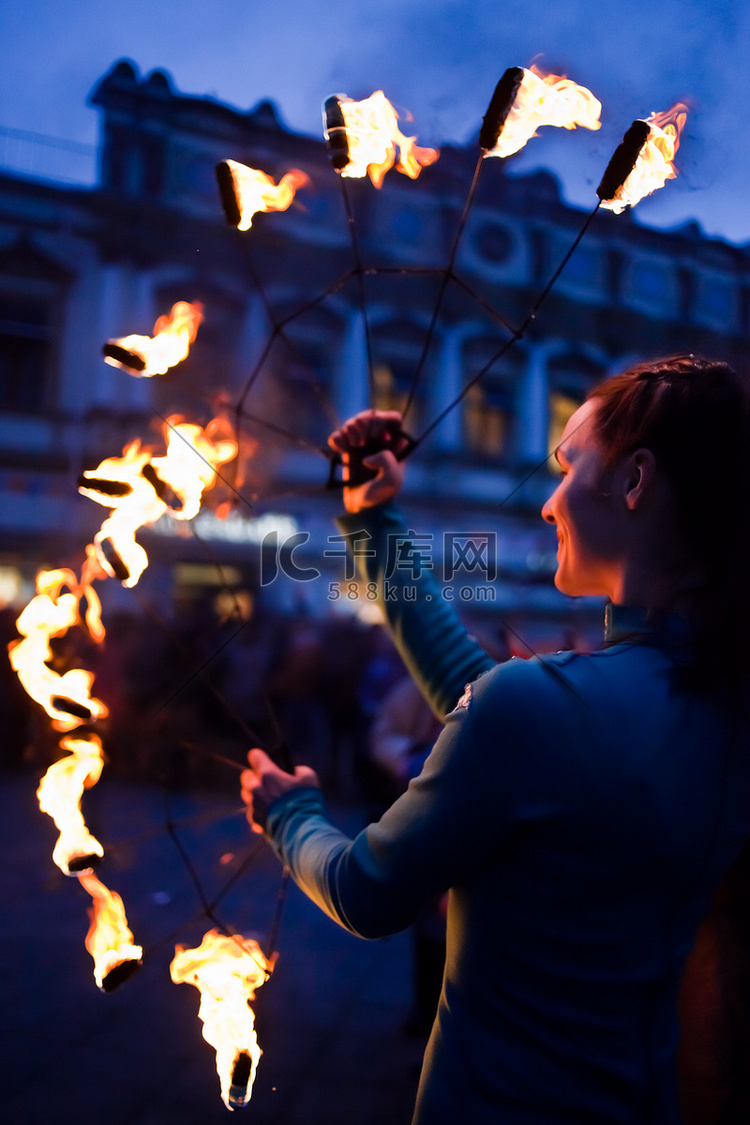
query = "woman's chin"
xmin=554 ymin=567 xmax=607 ymax=598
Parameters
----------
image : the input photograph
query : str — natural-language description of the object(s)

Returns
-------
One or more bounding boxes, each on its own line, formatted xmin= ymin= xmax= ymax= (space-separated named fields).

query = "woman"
xmin=242 ymin=356 xmax=750 ymax=1124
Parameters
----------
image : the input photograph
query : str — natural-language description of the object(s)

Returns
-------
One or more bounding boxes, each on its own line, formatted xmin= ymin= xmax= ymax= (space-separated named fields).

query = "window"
xmin=461 ymin=337 xmax=519 ymax=459
xmin=548 ymin=391 xmax=580 ymax=467
xmin=0 ymin=288 xmax=55 ymax=413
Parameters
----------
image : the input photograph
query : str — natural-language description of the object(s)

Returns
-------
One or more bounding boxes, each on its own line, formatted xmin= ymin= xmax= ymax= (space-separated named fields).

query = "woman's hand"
xmin=328 ymin=409 xmax=409 ymax=514
xmin=241 ymin=749 xmax=320 ymax=833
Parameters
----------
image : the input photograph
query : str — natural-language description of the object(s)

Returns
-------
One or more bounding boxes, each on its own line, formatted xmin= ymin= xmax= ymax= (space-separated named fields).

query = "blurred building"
xmin=1 ymin=59 xmax=748 ymax=643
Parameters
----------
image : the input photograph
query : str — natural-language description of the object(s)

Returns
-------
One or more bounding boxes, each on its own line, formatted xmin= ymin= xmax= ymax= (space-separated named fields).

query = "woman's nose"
xmin=541 ymin=497 xmax=556 ymax=524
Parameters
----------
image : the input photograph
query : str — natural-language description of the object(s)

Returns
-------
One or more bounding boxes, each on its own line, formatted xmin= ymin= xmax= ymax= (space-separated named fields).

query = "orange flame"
xmin=37 ymin=735 xmax=105 ymax=875
xmin=152 ymin=418 xmax=238 ymax=521
xmin=79 ymin=418 xmax=238 ymax=587
xmin=8 ymin=568 xmax=108 ymax=731
xmin=484 ymin=65 xmax=601 ymax=159
xmin=222 ymin=161 xmax=310 ymax=231
xmin=79 ymin=871 xmax=142 ymax=989
xmin=332 ymin=91 xmax=439 ymax=188
xmin=170 ymin=930 xmax=273 ymax=1110
xmin=105 ymin=301 xmax=203 ymax=377
xmin=600 ymin=103 xmax=688 ymax=213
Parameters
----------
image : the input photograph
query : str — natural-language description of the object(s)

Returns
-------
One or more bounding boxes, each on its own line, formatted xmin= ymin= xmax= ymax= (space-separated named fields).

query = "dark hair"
xmin=587 ymin=354 xmax=750 ymax=702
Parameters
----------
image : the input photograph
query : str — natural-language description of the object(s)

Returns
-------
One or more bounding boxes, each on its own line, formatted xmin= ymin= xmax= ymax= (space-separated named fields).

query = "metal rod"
xmin=449 ymin=272 xmax=517 ymax=333
xmin=236 ymin=237 xmax=340 ymax=428
xmin=265 ymin=867 xmax=290 ymax=959
xmin=152 ymin=410 xmax=255 ymax=516
xmin=339 ymin=177 xmax=375 ymax=403
xmin=402 ymin=154 xmax=485 ymax=421
xmin=130 ymin=588 xmax=266 ymax=747
xmin=412 ymin=199 xmax=602 ymax=450
xmin=102 ymin=804 xmax=247 ymax=855
xmin=237 ymin=406 xmax=332 ymax=457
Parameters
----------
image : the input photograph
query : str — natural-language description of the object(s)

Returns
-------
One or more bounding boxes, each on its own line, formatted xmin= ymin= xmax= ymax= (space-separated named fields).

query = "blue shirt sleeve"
xmin=265 ymin=663 xmax=538 ymax=939
xmin=335 ymin=503 xmax=494 ymax=717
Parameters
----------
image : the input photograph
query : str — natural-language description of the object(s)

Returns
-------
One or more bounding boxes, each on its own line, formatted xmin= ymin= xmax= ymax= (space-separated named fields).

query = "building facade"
xmin=1 ymin=59 xmax=748 ymax=642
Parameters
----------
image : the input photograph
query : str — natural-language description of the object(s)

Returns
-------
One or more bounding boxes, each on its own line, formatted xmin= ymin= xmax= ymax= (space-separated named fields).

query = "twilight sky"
xmin=2 ymin=0 xmax=749 ymax=243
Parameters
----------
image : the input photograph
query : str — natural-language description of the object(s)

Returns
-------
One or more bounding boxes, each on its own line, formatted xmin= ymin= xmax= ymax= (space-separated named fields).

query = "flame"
xmin=151 ymin=418 xmax=238 ymax=521
xmin=37 ymin=735 xmax=105 ymax=874
xmin=600 ymin=103 xmax=687 ymax=214
xmin=170 ymin=930 xmax=273 ymax=1110
xmin=104 ymin=301 xmax=203 ymax=377
xmin=484 ymin=65 xmax=601 ymax=159
xmin=79 ymin=871 xmax=142 ymax=989
xmin=332 ymin=91 xmax=438 ymax=188
xmin=222 ymin=161 xmax=309 ymax=231
xmin=79 ymin=418 xmax=238 ymax=587
xmin=8 ymin=568 xmax=108 ymax=731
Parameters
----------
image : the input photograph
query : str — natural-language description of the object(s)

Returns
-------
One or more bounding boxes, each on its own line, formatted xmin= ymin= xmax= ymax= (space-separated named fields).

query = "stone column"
xmin=517 ymin=344 xmax=549 ymax=463
xmin=335 ymin=312 xmax=369 ymax=421
xmin=123 ymin=269 xmax=154 ymax=410
xmin=426 ymin=326 xmax=464 ymax=452
xmin=96 ymin=263 xmax=129 ymax=408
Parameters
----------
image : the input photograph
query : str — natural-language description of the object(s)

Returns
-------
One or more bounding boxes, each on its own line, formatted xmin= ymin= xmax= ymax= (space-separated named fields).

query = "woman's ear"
xmin=624 ymin=448 xmax=657 ymax=511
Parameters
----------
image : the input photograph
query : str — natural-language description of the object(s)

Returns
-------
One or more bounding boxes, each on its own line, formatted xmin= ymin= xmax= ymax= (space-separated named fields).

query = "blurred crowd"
xmin=1 ymin=596 xmax=510 ymax=805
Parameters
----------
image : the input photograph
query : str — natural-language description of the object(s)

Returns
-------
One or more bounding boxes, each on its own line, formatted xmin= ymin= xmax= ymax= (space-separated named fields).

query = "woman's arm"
xmin=330 ymin=411 xmax=494 ymax=717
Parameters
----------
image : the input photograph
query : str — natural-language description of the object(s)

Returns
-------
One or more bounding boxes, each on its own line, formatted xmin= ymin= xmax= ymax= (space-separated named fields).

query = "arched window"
xmin=371 ymin=319 xmax=428 ymax=423
xmin=461 ymin=337 xmax=521 ymax=460
xmin=547 ymin=351 xmax=605 ymax=463
xmin=0 ymin=242 xmax=69 ymax=414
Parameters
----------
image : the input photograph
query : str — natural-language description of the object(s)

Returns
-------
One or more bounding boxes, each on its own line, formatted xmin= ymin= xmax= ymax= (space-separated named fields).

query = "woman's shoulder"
xmin=458 ymin=641 xmax=671 ymax=720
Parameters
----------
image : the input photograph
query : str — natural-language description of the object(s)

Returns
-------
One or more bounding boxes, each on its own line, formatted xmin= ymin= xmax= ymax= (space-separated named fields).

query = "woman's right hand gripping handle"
xmin=328 ymin=409 xmax=411 ymax=514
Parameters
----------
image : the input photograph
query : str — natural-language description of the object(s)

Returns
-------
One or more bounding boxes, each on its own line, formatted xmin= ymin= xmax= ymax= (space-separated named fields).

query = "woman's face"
xmin=541 ymin=400 xmax=625 ymax=598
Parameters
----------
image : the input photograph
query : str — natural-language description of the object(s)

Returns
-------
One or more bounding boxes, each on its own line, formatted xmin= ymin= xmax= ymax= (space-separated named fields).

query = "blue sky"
xmin=2 ymin=0 xmax=749 ymax=242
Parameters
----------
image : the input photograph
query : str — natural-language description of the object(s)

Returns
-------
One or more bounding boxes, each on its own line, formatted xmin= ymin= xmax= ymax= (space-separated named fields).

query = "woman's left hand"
xmin=241 ymin=749 xmax=320 ymax=833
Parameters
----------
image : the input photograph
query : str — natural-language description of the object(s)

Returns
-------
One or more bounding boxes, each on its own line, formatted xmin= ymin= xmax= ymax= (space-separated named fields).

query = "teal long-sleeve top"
xmin=263 ymin=504 xmax=750 ymax=1124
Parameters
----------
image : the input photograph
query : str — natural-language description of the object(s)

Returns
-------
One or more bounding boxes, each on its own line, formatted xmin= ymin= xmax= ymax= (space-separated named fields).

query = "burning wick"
xmin=79 ymin=871 xmax=142 ymax=991
xmin=481 ymin=65 xmax=601 ymax=158
xmin=103 ymin=301 xmax=203 ymax=377
xmin=170 ymin=930 xmax=274 ymax=1110
xmin=36 ymin=735 xmax=105 ymax=876
xmin=598 ymin=104 xmax=688 ymax=212
xmin=215 ymin=160 xmax=310 ymax=231
xmin=323 ymin=90 xmax=439 ymax=188
xmin=8 ymin=568 xmax=108 ymax=731
xmin=78 ymin=419 xmax=237 ymax=588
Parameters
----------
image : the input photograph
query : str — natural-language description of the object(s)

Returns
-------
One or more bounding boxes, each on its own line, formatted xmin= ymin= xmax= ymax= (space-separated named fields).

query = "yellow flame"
xmin=600 ymin=103 xmax=688 ymax=214
xmin=79 ymin=418 xmax=238 ymax=587
xmin=152 ymin=418 xmax=238 ymax=521
xmin=8 ymin=569 xmax=108 ymax=731
xmin=105 ymin=301 xmax=203 ymax=377
xmin=223 ymin=161 xmax=310 ymax=231
xmin=170 ymin=930 xmax=273 ymax=1110
xmin=333 ymin=91 xmax=439 ymax=188
xmin=79 ymin=871 xmax=142 ymax=989
xmin=36 ymin=735 xmax=105 ymax=874
xmin=484 ymin=65 xmax=601 ymax=159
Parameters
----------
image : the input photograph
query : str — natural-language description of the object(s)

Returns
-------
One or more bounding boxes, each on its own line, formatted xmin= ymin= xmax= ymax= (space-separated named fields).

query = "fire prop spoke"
xmin=79 ymin=871 xmax=143 ymax=991
xmin=37 ymin=735 xmax=105 ymax=875
xmin=216 ymin=160 xmax=310 ymax=231
xmin=481 ymin=65 xmax=601 ymax=158
xmin=598 ymin=103 xmax=688 ymax=213
xmin=79 ymin=417 xmax=238 ymax=587
xmin=170 ymin=930 xmax=273 ymax=1110
xmin=324 ymin=90 xmax=438 ymax=188
xmin=103 ymin=301 xmax=203 ymax=377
